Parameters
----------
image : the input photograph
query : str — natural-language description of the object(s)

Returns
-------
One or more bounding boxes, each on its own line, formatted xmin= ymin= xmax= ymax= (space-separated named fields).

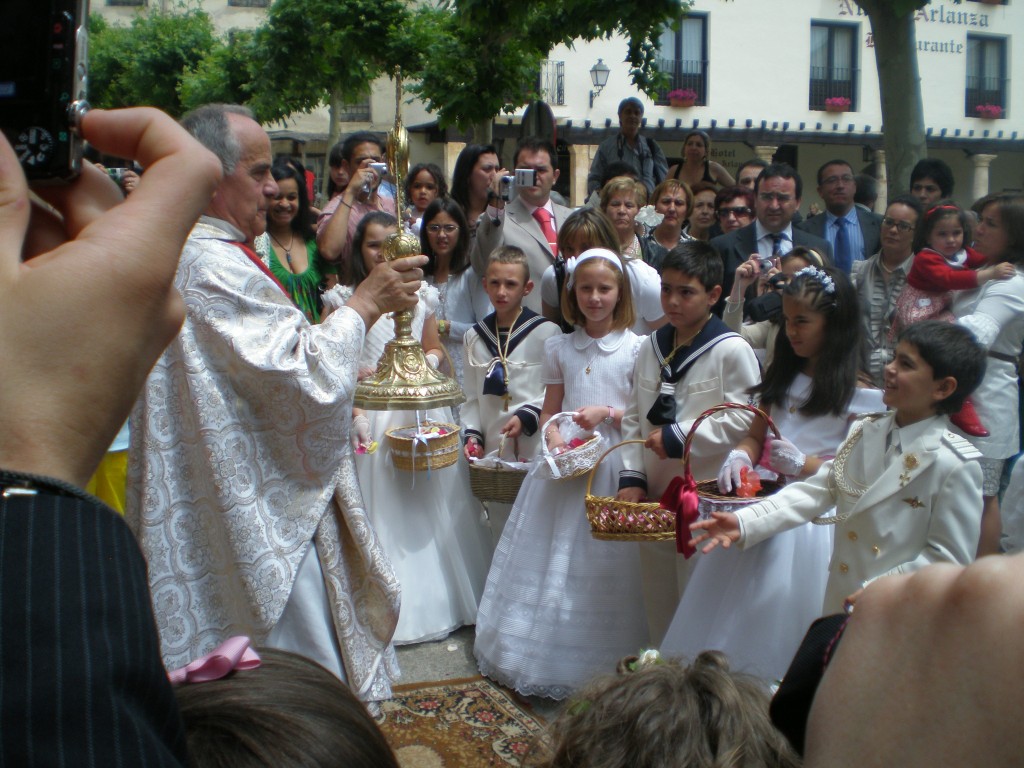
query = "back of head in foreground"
xmin=527 ymin=651 xmax=800 ymax=768
xmin=175 ymin=647 xmax=399 ymax=768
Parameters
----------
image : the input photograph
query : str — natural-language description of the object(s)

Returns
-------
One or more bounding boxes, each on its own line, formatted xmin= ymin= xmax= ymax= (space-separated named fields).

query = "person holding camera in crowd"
xmin=316 ymin=130 xmax=396 ymax=280
xmin=470 ymin=138 xmax=572 ymax=314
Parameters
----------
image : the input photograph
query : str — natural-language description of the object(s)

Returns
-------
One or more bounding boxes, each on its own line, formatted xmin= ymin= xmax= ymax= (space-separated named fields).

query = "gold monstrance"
xmin=353 ymin=70 xmax=465 ymax=411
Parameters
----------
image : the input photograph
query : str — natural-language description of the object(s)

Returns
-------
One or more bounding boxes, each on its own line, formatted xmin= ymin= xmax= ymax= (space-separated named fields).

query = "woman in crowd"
xmin=685 ymin=181 xmax=719 ymax=241
xmin=666 ymin=129 xmax=735 ymax=189
xmin=421 ymin=197 xmax=490 ymax=391
xmin=851 ymin=195 xmax=923 ymax=387
xmin=643 ymin=178 xmax=694 ymax=270
xmin=953 ymin=193 xmax=1024 ymax=555
xmin=451 ymin=144 xmax=502 ymax=240
xmin=255 ymin=159 xmax=331 ymax=323
xmin=600 ymin=175 xmax=650 ymax=262
xmin=715 ymin=185 xmax=756 ymax=235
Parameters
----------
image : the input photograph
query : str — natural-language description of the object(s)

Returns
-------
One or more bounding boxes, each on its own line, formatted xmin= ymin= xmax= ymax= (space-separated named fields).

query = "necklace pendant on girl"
xmin=585 ymin=365 xmax=591 ymax=375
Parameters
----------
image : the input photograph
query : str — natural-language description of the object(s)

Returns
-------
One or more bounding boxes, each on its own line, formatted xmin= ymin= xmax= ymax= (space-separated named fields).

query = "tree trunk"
xmin=323 ymin=87 xmax=344 ymax=201
xmin=859 ymin=0 xmax=927 ymax=200
xmin=470 ymin=120 xmax=493 ymax=145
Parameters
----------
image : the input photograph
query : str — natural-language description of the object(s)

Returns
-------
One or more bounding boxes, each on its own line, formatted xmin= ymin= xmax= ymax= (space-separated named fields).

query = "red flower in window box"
xmin=975 ymin=104 xmax=1003 ymax=119
xmin=824 ymin=96 xmax=851 ymax=113
xmin=667 ymin=88 xmax=698 ymax=107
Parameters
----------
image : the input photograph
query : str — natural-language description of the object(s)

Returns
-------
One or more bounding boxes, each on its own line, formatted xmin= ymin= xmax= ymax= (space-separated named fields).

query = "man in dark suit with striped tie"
xmin=709 ymin=163 xmax=833 ymax=314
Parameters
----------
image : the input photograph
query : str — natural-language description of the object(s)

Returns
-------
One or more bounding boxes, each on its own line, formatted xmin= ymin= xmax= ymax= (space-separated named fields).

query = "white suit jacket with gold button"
xmin=736 ymin=412 xmax=983 ymax=613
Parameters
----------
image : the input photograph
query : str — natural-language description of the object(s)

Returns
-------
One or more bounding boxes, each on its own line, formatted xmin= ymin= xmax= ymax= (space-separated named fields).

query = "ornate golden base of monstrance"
xmin=353 ymin=70 xmax=464 ymax=411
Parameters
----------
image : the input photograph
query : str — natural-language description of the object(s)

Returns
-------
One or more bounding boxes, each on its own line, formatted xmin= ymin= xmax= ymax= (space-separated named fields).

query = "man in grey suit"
xmin=797 ymin=159 xmax=883 ymax=274
xmin=470 ymin=137 xmax=574 ymax=314
xmin=709 ymin=163 xmax=832 ymax=314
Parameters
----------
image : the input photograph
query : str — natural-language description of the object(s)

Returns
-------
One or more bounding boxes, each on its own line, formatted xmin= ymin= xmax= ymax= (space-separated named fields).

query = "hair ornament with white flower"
xmin=565 ymin=248 xmax=624 ymax=290
xmin=794 ymin=266 xmax=835 ymax=295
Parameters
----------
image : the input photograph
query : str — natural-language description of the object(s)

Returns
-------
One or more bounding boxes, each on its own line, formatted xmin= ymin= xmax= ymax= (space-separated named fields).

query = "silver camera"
xmin=368 ymin=162 xmax=388 ymax=177
xmin=498 ymin=168 xmax=538 ymax=201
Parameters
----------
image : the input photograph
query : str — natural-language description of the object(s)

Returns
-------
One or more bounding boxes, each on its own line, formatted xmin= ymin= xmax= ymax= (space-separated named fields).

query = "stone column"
xmin=569 ymin=143 xmax=596 ymax=207
xmin=873 ymin=148 xmax=887 ymax=213
xmin=444 ymin=142 xmax=466 ymax=183
xmin=754 ymin=145 xmax=778 ymax=164
xmin=971 ymin=154 xmax=997 ymax=203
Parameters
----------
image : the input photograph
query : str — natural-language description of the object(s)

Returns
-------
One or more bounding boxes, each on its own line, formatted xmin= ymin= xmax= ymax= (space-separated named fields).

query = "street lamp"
xmin=589 ymin=59 xmax=610 ymax=108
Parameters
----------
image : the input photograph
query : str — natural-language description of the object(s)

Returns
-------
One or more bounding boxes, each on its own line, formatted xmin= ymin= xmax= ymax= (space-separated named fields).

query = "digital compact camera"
xmin=0 ymin=0 xmax=89 ymax=182
xmin=498 ymin=168 xmax=537 ymax=201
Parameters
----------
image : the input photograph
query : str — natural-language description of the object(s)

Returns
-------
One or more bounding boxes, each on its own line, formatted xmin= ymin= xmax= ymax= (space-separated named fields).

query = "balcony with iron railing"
xmin=538 ymin=60 xmax=565 ymax=106
xmin=809 ymin=65 xmax=856 ymax=111
xmin=965 ymin=74 xmax=1006 ymax=117
xmin=655 ymin=57 xmax=707 ymax=105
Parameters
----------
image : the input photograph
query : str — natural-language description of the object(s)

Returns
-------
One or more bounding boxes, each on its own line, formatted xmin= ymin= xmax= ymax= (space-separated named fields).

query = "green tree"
xmin=244 ymin=0 xmax=431 ymax=170
xmin=88 ymin=5 xmax=217 ymax=116
xmin=411 ymin=0 xmax=691 ymax=141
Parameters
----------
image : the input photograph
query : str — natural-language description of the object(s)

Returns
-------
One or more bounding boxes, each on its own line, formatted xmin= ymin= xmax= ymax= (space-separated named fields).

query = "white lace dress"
xmin=661 ymin=375 xmax=884 ymax=681
xmin=329 ymin=282 xmax=492 ymax=645
xmin=474 ymin=328 xmax=650 ymax=699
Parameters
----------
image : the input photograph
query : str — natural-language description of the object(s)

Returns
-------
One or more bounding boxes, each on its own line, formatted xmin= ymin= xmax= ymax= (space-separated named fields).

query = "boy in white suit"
xmin=463 ymin=246 xmax=560 ymax=546
xmin=616 ymin=241 xmax=761 ymax=642
xmin=691 ymin=320 xmax=986 ymax=613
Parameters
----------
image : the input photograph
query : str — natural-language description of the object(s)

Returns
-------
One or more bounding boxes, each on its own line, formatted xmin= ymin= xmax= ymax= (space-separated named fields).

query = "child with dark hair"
xmin=176 ymin=647 xmax=400 ymax=768
xmin=692 ymin=320 xmax=986 ymax=616
xmin=892 ymin=200 xmax=1015 ymax=436
xmin=617 ymin=240 xmax=761 ymax=643
xmin=404 ymin=162 xmax=448 ymax=233
xmin=324 ymin=212 xmax=491 ymax=645
xmin=527 ymin=652 xmax=799 ymax=768
xmin=663 ymin=266 xmax=884 ymax=682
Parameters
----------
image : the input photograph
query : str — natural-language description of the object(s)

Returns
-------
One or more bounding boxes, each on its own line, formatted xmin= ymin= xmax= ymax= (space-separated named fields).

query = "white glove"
xmin=718 ymin=449 xmax=753 ymax=493
xmin=768 ymin=437 xmax=806 ymax=476
xmin=351 ymin=414 xmax=372 ymax=452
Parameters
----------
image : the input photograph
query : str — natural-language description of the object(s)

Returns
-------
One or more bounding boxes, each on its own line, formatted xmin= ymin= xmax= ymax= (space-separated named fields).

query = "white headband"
xmin=565 ymin=248 xmax=623 ymax=289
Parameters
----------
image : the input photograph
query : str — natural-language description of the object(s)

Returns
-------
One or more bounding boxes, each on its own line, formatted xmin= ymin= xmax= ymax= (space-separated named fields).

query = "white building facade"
xmin=94 ymin=0 xmax=1022 ymax=210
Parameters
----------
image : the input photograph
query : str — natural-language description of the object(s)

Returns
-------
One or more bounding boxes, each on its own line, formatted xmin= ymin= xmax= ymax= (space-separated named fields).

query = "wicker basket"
xmin=385 ymin=421 xmax=460 ymax=471
xmin=468 ymin=435 xmax=528 ymax=504
xmin=535 ymin=411 xmax=603 ymax=481
xmin=585 ymin=440 xmax=676 ymax=541
xmin=585 ymin=403 xmax=784 ymax=543
xmin=685 ymin=403 xmax=786 ymax=518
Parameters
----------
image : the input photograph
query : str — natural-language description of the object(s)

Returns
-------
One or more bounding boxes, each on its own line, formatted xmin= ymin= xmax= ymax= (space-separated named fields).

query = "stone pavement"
xmin=394 ymin=625 xmax=563 ymax=721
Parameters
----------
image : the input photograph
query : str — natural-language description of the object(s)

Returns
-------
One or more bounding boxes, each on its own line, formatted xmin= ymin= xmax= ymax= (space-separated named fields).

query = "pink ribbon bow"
xmin=167 ymin=635 xmax=262 ymax=685
xmin=660 ymin=474 xmax=700 ymax=558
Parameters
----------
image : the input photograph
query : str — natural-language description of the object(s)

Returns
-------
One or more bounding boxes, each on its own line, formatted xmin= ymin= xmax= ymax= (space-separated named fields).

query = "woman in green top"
xmin=258 ymin=159 xmax=331 ymax=322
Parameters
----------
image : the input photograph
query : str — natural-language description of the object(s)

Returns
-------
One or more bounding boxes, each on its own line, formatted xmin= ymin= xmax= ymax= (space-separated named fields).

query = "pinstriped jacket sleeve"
xmin=0 ymin=492 xmax=186 ymax=767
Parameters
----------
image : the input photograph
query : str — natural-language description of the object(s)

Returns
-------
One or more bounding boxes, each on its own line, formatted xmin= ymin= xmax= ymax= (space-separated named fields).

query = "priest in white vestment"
xmin=125 ymin=105 xmax=426 ymax=702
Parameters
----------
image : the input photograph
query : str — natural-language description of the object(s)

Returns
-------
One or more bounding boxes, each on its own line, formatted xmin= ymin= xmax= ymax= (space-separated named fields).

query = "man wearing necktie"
xmin=709 ymin=162 xmax=833 ymax=315
xmin=798 ymin=159 xmax=882 ymax=274
xmin=470 ymin=137 xmax=573 ymax=314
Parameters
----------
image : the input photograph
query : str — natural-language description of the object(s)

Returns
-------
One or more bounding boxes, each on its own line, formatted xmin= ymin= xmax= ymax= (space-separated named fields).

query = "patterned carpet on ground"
xmin=377 ymin=676 xmax=547 ymax=767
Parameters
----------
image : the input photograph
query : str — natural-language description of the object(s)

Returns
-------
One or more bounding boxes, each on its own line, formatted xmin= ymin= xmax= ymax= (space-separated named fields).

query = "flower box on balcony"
xmin=667 ymin=89 xmax=698 ymax=108
xmin=824 ymin=97 xmax=852 ymax=113
xmin=975 ymin=104 xmax=1004 ymax=119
